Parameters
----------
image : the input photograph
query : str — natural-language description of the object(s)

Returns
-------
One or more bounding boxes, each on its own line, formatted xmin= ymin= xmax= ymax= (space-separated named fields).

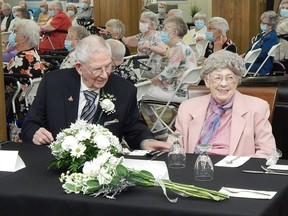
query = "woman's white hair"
xmin=16 ymin=19 xmax=40 ymax=47
xmin=208 ymin=17 xmax=229 ymax=36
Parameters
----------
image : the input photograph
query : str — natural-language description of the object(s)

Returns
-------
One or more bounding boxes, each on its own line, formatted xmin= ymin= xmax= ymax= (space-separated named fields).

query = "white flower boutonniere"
xmin=99 ymin=92 xmax=116 ymax=115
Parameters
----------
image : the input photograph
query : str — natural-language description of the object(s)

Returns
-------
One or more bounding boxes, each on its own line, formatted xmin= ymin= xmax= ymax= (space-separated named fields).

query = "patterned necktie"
xmin=80 ymin=90 xmax=98 ymax=123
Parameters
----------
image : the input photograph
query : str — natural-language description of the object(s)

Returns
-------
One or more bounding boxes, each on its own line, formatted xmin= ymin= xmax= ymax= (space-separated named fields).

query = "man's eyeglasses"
xmin=209 ymin=74 xmax=238 ymax=84
xmin=81 ymin=62 xmax=113 ymax=76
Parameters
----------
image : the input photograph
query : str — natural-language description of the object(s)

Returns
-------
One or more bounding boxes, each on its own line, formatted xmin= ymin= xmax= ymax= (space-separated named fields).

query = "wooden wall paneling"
xmin=0 ymin=40 xmax=7 ymax=141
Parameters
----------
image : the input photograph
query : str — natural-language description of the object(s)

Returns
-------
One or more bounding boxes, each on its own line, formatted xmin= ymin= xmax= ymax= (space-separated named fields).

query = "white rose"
xmin=100 ymin=99 xmax=115 ymax=112
xmin=61 ymin=136 xmax=78 ymax=151
xmin=82 ymin=158 xmax=100 ymax=177
xmin=94 ymin=134 xmax=110 ymax=149
xmin=75 ymin=129 xmax=91 ymax=141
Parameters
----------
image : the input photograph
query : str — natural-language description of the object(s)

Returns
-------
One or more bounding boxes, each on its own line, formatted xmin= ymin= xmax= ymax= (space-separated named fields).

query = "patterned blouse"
xmin=5 ymin=48 xmax=45 ymax=78
xmin=60 ymin=51 xmax=77 ymax=69
xmin=204 ymin=38 xmax=237 ymax=58
xmin=157 ymin=40 xmax=197 ymax=97
xmin=113 ymin=64 xmax=139 ymax=84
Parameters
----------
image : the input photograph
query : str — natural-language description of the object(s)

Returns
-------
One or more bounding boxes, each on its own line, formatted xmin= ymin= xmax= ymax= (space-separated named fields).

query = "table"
xmin=0 ymin=142 xmax=288 ymax=216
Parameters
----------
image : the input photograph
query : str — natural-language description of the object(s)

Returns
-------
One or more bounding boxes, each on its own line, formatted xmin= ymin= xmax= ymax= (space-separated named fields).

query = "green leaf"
xmin=86 ymin=179 xmax=100 ymax=188
xmin=128 ymin=170 xmax=154 ymax=187
xmin=116 ymin=164 xmax=128 ymax=177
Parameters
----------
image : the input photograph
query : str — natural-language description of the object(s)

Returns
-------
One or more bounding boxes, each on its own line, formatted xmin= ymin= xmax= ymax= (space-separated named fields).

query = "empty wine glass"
xmin=194 ymin=144 xmax=214 ymax=181
xmin=167 ymin=133 xmax=186 ymax=169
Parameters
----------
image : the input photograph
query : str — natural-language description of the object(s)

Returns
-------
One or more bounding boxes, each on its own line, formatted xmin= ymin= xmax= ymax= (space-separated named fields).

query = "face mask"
xmin=12 ymin=12 xmax=16 ymax=18
xmin=139 ymin=22 xmax=149 ymax=33
xmin=40 ymin=7 xmax=46 ymax=13
xmin=48 ymin=10 xmax=55 ymax=17
xmin=8 ymin=33 xmax=16 ymax=47
xmin=160 ymin=31 xmax=170 ymax=44
xmin=194 ymin=20 xmax=205 ymax=29
xmin=280 ymin=8 xmax=288 ymax=18
xmin=64 ymin=40 xmax=72 ymax=52
xmin=205 ymin=31 xmax=215 ymax=42
xmin=3 ymin=11 xmax=9 ymax=17
xmin=67 ymin=10 xmax=75 ymax=17
xmin=158 ymin=8 xmax=165 ymax=14
xmin=82 ymin=3 xmax=88 ymax=10
xmin=260 ymin=23 xmax=267 ymax=32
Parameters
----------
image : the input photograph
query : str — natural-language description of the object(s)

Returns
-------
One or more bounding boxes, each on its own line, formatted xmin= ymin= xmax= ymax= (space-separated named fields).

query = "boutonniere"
xmin=99 ymin=92 xmax=116 ymax=115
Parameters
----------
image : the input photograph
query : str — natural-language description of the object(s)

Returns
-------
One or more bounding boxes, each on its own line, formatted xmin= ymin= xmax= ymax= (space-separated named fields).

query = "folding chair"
xmin=243 ymin=48 xmax=262 ymax=77
xmin=143 ymin=67 xmax=202 ymax=133
xmin=134 ymin=79 xmax=152 ymax=103
xmin=254 ymin=43 xmax=281 ymax=77
xmin=24 ymin=77 xmax=42 ymax=107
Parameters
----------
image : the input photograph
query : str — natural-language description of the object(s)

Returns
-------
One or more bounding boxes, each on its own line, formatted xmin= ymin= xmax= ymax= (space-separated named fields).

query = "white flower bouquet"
xmin=48 ymin=120 xmax=129 ymax=173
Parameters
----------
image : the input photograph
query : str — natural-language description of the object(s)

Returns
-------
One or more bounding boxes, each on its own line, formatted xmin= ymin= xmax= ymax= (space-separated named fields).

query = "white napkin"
xmin=215 ymin=156 xmax=250 ymax=167
xmin=220 ymin=187 xmax=277 ymax=199
xmin=129 ymin=150 xmax=150 ymax=156
xmin=123 ymin=158 xmax=169 ymax=180
xmin=267 ymin=164 xmax=288 ymax=171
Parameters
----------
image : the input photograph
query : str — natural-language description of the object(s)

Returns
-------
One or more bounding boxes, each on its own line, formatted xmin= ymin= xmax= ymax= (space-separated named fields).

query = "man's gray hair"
xmin=16 ymin=19 xmax=40 ymax=47
xmin=106 ymin=39 xmax=125 ymax=61
xmin=75 ymin=35 xmax=111 ymax=63
xmin=141 ymin=11 xmax=159 ymax=29
xmin=208 ymin=17 xmax=229 ymax=36
xmin=200 ymin=50 xmax=245 ymax=81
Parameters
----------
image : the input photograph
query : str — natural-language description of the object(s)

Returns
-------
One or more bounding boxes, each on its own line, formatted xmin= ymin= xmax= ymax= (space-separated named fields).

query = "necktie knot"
xmin=83 ymin=90 xmax=98 ymax=103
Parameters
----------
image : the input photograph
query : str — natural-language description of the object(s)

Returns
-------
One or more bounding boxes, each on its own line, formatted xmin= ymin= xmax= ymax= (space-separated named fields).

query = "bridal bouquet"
xmin=50 ymin=120 xmax=229 ymax=202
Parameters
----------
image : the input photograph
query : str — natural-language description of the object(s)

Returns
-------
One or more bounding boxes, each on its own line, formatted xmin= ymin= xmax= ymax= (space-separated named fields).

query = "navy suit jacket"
xmin=21 ymin=68 xmax=154 ymax=149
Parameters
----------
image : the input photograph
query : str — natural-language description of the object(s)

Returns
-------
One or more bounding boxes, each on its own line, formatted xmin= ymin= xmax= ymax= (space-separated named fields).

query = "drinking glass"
xmin=194 ymin=144 xmax=214 ymax=181
xmin=167 ymin=133 xmax=186 ymax=169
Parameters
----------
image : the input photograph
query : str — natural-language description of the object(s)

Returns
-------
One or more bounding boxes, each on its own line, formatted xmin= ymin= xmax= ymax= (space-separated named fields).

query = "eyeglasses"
xmin=209 ymin=74 xmax=238 ymax=84
xmin=207 ymin=27 xmax=218 ymax=31
xmin=81 ymin=61 xmax=113 ymax=76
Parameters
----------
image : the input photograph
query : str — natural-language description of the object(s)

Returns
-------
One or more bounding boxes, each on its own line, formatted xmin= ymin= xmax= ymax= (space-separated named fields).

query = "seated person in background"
xmin=76 ymin=0 xmax=93 ymax=20
xmin=37 ymin=0 xmax=51 ymax=27
xmin=19 ymin=1 xmax=33 ymax=20
xmin=3 ymin=8 xmax=31 ymax=63
xmin=157 ymin=1 xmax=168 ymax=30
xmin=183 ymin=12 xmax=208 ymax=59
xmin=242 ymin=11 xmax=279 ymax=76
xmin=175 ymin=50 xmax=276 ymax=158
xmin=142 ymin=16 xmax=197 ymax=132
xmin=39 ymin=1 xmax=72 ymax=54
xmin=7 ymin=6 xmax=21 ymax=32
xmin=60 ymin=25 xmax=90 ymax=69
xmin=21 ymin=35 xmax=170 ymax=152
xmin=99 ymin=19 xmax=131 ymax=56
xmin=66 ymin=3 xmax=78 ymax=26
xmin=276 ymin=0 xmax=288 ymax=60
xmin=204 ymin=17 xmax=237 ymax=58
xmin=106 ymin=39 xmax=139 ymax=84
xmin=123 ymin=11 xmax=164 ymax=79
xmin=1 ymin=3 xmax=13 ymax=32
xmin=167 ymin=9 xmax=183 ymax=18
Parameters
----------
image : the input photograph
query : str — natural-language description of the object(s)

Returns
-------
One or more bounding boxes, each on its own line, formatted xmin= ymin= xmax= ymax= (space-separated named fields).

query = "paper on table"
xmin=267 ymin=164 xmax=288 ymax=171
xmin=123 ymin=158 xmax=169 ymax=180
xmin=129 ymin=150 xmax=150 ymax=156
xmin=0 ymin=150 xmax=26 ymax=172
xmin=220 ymin=187 xmax=277 ymax=199
xmin=215 ymin=156 xmax=250 ymax=167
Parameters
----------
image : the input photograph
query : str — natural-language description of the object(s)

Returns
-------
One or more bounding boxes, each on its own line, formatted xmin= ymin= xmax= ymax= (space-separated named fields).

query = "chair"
xmin=243 ymin=48 xmax=262 ymax=77
xmin=25 ymin=77 xmax=42 ymax=107
xmin=188 ymin=85 xmax=278 ymax=123
xmin=134 ymin=79 xmax=152 ymax=103
xmin=143 ymin=67 xmax=202 ymax=133
xmin=253 ymin=43 xmax=281 ymax=77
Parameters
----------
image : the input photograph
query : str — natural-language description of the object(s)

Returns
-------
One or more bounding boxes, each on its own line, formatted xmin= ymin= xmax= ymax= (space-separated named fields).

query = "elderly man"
xmin=37 ymin=0 xmax=51 ymax=26
xmin=22 ymin=35 xmax=169 ymax=151
xmin=39 ymin=0 xmax=71 ymax=54
xmin=76 ymin=0 xmax=93 ymax=20
xmin=1 ymin=3 xmax=13 ymax=32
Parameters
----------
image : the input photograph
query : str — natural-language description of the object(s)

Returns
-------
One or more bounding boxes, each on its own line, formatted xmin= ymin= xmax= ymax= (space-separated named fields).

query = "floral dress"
xmin=113 ymin=64 xmax=139 ymax=84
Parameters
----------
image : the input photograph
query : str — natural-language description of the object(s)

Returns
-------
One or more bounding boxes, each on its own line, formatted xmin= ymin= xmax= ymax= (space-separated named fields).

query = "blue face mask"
xmin=40 ymin=7 xmax=46 ymax=13
xmin=260 ymin=23 xmax=267 ymax=32
xmin=280 ymin=8 xmax=288 ymax=18
xmin=12 ymin=13 xmax=16 ymax=18
xmin=82 ymin=3 xmax=88 ymax=10
xmin=48 ymin=10 xmax=55 ymax=17
xmin=160 ymin=31 xmax=170 ymax=44
xmin=194 ymin=20 xmax=205 ymax=29
xmin=8 ymin=33 xmax=16 ymax=47
xmin=205 ymin=31 xmax=215 ymax=42
xmin=64 ymin=40 xmax=72 ymax=52
xmin=158 ymin=8 xmax=165 ymax=14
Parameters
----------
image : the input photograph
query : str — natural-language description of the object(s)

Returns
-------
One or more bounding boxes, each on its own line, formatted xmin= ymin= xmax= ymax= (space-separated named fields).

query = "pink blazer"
xmin=175 ymin=90 xmax=276 ymax=158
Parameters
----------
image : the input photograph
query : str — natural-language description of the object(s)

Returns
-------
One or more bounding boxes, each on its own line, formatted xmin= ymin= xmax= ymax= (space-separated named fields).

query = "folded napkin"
xmin=267 ymin=164 xmax=288 ymax=173
xmin=215 ymin=156 xmax=250 ymax=167
xmin=129 ymin=150 xmax=150 ymax=156
xmin=220 ymin=187 xmax=277 ymax=199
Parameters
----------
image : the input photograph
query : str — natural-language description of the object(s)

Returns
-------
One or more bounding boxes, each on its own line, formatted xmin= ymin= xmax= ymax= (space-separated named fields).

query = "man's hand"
xmin=32 ymin=127 xmax=54 ymax=145
xmin=141 ymin=139 xmax=172 ymax=151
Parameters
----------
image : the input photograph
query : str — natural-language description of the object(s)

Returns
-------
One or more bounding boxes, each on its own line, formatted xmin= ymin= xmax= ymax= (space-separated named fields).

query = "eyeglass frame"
xmin=79 ymin=61 xmax=113 ymax=76
xmin=208 ymin=74 xmax=239 ymax=85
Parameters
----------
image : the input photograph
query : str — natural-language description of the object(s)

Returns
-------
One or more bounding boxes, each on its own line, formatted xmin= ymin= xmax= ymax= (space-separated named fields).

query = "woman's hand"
xmin=151 ymin=77 xmax=162 ymax=86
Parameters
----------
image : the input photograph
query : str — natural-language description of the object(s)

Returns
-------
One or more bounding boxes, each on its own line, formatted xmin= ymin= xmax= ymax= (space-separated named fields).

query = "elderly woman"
xmin=142 ymin=16 xmax=197 ymax=132
xmin=123 ymin=11 xmax=163 ymax=78
xmin=204 ymin=17 xmax=237 ymax=58
xmin=175 ymin=50 xmax=276 ymax=158
xmin=60 ymin=25 xmax=90 ymax=69
xmin=183 ymin=12 xmax=207 ymax=59
xmin=66 ymin=3 xmax=78 ymax=26
xmin=276 ymin=0 xmax=288 ymax=60
xmin=243 ymin=11 xmax=279 ymax=75
xmin=157 ymin=1 xmax=168 ymax=30
xmin=5 ymin=19 xmax=45 ymax=77
xmin=106 ymin=39 xmax=138 ymax=84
